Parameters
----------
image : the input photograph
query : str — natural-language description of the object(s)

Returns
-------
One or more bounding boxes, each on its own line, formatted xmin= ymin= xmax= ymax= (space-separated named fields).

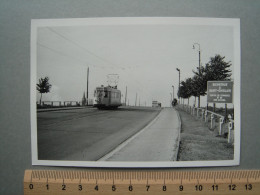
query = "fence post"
xmin=201 ymin=109 xmax=204 ymax=121
xmin=204 ymin=110 xmax=208 ymax=122
xmin=211 ymin=114 xmax=215 ymax=129
xmin=219 ymin=117 xmax=224 ymax=135
xmin=228 ymin=121 xmax=233 ymax=143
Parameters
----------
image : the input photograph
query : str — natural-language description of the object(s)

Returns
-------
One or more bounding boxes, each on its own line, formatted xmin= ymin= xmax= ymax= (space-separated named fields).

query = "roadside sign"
xmin=207 ymin=81 xmax=233 ymax=103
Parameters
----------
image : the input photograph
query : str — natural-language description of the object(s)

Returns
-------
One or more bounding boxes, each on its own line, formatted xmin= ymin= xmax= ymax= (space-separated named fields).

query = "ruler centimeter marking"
xmin=24 ymin=170 xmax=260 ymax=195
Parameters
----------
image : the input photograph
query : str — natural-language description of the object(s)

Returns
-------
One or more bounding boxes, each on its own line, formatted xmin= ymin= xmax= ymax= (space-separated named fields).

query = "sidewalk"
xmin=176 ymin=108 xmax=234 ymax=161
xmin=37 ymin=106 xmax=90 ymax=112
xmin=99 ymin=108 xmax=181 ymax=161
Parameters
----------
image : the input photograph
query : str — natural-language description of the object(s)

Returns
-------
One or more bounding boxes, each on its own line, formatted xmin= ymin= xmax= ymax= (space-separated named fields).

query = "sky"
xmin=36 ymin=18 xmax=236 ymax=107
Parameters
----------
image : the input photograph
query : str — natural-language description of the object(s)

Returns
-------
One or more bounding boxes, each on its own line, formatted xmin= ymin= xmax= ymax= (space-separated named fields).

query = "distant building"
xmin=152 ymin=101 xmax=161 ymax=107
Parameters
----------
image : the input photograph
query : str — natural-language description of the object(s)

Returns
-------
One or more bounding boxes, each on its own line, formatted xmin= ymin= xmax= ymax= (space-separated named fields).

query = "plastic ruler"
xmin=24 ymin=169 xmax=260 ymax=195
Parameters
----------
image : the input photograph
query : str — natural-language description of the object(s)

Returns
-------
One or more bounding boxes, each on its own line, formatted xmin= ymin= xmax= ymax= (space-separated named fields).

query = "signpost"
xmin=207 ymin=81 xmax=233 ymax=103
xmin=207 ymin=81 xmax=233 ymax=118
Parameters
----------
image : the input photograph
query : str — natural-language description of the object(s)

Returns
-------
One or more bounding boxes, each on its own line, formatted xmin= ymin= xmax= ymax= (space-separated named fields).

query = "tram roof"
xmin=96 ymin=85 xmax=120 ymax=92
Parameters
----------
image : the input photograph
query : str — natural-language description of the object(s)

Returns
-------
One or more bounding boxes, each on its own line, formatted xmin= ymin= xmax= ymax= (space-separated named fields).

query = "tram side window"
xmin=117 ymin=92 xmax=120 ymax=98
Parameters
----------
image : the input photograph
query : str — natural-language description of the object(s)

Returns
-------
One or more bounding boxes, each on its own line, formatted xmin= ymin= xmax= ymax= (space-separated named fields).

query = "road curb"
xmin=173 ymin=108 xmax=182 ymax=161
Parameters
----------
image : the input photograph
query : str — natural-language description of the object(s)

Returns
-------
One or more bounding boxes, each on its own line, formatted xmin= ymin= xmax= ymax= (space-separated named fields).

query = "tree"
xmin=36 ymin=77 xmax=52 ymax=105
xmin=183 ymin=78 xmax=194 ymax=105
xmin=177 ymin=84 xmax=185 ymax=104
xmin=178 ymin=78 xmax=193 ymax=105
xmin=203 ymin=54 xmax=232 ymax=81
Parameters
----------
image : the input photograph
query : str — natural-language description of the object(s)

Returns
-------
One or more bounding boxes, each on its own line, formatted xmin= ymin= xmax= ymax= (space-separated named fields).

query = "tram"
xmin=93 ymin=85 xmax=122 ymax=109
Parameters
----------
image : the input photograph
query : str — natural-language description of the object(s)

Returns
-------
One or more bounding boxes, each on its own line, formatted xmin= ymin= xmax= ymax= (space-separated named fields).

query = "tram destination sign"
xmin=207 ymin=81 xmax=233 ymax=103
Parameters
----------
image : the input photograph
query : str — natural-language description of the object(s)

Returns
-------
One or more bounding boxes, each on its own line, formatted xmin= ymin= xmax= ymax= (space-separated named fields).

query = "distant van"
xmin=152 ymin=101 xmax=161 ymax=107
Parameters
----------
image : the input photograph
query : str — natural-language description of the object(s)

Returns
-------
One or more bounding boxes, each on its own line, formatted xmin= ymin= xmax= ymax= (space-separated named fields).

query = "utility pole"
xmin=87 ymin=67 xmax=89 ymax=106
xmin=125 ymin=86 xmax=127 ymax=106
xmin=135 ymin=93 xmax=137 ymax=106
xmin=198 ymin=49 xmax=201 ymax=108
xmin=193 ymin=43 xmax=201 ymax=108
xmin=176 ymin=68 xmax=180 ymax=103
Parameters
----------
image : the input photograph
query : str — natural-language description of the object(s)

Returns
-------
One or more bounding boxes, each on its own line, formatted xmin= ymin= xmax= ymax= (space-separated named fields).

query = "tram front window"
xmin=104 ymin=90 xmax=108 ymax=98
xmin=95 ymin=90 xmax=104 ymax=98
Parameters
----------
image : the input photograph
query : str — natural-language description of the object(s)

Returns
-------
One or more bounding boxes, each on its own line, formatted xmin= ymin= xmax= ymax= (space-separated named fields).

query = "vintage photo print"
xmin=31 ymin=17 xmax=241 ymax=167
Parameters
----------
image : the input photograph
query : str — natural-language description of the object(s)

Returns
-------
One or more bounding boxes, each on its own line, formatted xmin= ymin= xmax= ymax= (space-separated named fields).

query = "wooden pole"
xmin=135 ymin=93 xmax=137 ymax=106
xmin=125 ymin=86 xmax=127 ymax=105
xmin=87 ymin=67 xmax=89 ymax=106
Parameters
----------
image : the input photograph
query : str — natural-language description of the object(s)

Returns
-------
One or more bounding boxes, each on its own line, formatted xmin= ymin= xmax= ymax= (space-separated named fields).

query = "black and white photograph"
xmin=31 ymin=17 xmax=241 ymax=167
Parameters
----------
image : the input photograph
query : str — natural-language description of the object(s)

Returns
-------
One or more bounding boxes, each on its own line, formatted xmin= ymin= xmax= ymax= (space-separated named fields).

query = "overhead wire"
xmin=47 ymin=27 xmax=128 ymax=70
xmin=40 ymin=27 xmax=160 ymax=104
xmin=37 ymin=41 xmax=89 ymax=66
xmin=49 ymin=27 xmax=153 ymax=98
xmin=38 ymin=40 xmax=151 ymax=101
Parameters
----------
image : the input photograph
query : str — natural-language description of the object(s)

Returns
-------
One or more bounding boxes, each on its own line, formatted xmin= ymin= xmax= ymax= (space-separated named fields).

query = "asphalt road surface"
xmin=37 ymin=107 xmax=161 ymax=161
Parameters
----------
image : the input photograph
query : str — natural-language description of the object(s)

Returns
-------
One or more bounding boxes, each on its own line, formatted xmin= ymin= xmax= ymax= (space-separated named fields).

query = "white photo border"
xmin=31 ymin=17 xmax=241 ymax=167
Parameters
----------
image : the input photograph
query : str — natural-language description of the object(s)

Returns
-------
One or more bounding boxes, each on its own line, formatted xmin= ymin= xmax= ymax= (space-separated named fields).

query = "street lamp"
xmin=172 ymin=85 xmax=174 ymax=100
xmin=176 ymin=68 xmax=180 ymax=103
xmin=193 ymin=43 xmax=201 ymax=73
xmin=170 ymin=93 xmax=172 ymax=107
xmin=193 ymin=43 xmax=201 ymax=108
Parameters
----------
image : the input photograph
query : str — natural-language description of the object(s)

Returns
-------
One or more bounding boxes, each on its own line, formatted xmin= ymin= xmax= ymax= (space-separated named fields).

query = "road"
xmin=37 ymin=107 xmax=161 ymax=161
xmin=100 ymin=108 xmax=181 ymax=161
